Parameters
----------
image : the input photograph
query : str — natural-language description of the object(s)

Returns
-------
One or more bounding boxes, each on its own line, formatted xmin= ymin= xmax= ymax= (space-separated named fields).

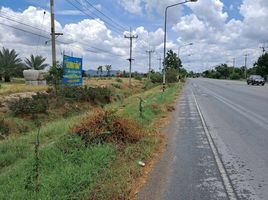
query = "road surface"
xmin=138 ymin=78 xmax=268 ymax=200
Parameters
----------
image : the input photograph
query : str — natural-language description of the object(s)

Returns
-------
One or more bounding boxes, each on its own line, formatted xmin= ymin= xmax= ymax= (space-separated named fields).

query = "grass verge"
xmin=0 ymin=83 xmax=183 ymax=199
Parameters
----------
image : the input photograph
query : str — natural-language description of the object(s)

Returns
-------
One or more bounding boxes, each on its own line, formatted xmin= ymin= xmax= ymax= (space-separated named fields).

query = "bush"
xmin=115 ymin=78 xmax=123 ymax=83
xmin=72 ymin=110 xmax=144 ymax=146
xmin=134 ymin=76 xmax=142 ymax=81
xmin=166 ymin=68 xmax=178 ymax=83
xmin=57 ymin=86 xmax=112 ymax=105
xmin=8 ymin=93 xmax=49 ymax=116
xmin=150 ymin=72 xmax=162 ymax=83
xmin=111 ymin=83 xmax=122 ymax=89
xmin=230 ymin=73 xmax=240 ymax=80
xmin=0 ymin=118 xmax=9 ymax=138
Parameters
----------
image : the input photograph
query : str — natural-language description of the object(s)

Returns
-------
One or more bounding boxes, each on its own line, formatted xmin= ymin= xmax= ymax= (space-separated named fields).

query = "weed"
xmin=72 ymin=109 xmax=144 ymax=146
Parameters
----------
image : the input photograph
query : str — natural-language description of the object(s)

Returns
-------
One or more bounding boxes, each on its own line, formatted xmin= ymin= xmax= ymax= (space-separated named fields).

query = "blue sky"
xmin=0 ymin=0 xmax=267 ymax=72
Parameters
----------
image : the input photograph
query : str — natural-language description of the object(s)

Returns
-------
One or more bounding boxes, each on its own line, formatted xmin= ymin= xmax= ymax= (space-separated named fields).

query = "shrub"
xmin=0 ymin=118 xmax=9 ymax=138
xmin=230 ymin=73 xmax=240 ymax=80
xmin=8 ymin=93 xmax=49 ymax=116
xmin=72 ymin=110 xmax=144 ymax=146
xmin=134 ymin=76 xmax=142 ymax=81
xmin=57 ymin=86 xmax=112 ymax=105
xmin=115 ymin=78 xmax=123 ymax=83
xmin=166 ymin=68 xmax=178 ymax=83
xmin=150 ymin=72 xmax=162 ymax=83
xmin=111 ymin=83 xmax=122 ymax=89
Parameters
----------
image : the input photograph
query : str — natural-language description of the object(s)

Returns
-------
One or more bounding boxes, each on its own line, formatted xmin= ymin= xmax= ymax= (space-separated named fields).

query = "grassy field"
xmin=0 ymin=81 xmax=183 ymax=199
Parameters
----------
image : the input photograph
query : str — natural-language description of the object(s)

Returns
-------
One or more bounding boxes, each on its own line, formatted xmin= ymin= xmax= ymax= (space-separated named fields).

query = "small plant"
xmin=0 ymin=118 xmax=9 ymax=139
xmin=111 ymin=83 xmax=122 ymax=89
xmin=115 ymin=78 xmax=123 ymax=83
xmin=8 ymin=93 xmax=49 ymax=116
xmin=72 ymin=109 xmax=144 ymax=146
xmin=134 ymin=76 xmax=142 ymax=81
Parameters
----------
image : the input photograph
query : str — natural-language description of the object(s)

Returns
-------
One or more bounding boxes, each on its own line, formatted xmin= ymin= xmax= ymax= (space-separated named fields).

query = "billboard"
xmin=62 ymin=55 xmax=83 ymax=85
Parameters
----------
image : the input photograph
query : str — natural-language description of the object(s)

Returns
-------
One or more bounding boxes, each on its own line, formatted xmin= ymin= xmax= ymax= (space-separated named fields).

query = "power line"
xmin=83 ymin=0 xmax=128 ymax=31
xmin=65 ymin=0 xmax=124 ymax=35
xmin=0 ymin=22 xmax=70 ymax=45
xmin=0 ymin=10 xmax=49 ymax=32
xmin=0 ymin=13 xmax=50 ymax=34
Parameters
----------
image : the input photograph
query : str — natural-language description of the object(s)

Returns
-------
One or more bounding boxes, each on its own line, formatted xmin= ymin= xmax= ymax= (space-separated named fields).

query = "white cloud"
xmin=0 ymin=6 xmax=169 ymax=73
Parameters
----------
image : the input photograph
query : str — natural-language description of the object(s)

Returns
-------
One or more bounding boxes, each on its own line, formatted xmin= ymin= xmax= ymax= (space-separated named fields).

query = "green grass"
xmin=0 ymin=83 xmax=183 ymax=200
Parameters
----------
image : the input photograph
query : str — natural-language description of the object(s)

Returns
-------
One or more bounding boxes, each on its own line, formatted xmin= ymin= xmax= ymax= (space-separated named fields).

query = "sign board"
xmin=62 ymin=55 xmax=83 ymax=85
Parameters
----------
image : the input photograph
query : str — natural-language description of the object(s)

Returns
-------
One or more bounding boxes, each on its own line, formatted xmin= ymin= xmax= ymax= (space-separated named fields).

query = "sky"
xmin=0 ymin=0 xmax=267 ymax=72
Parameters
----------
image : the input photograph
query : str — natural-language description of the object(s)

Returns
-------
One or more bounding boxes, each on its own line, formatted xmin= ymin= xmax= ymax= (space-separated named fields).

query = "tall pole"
xmin=158 ymin=57 xmax=162 ymax=71
xmin=50 ymin=0 xmax=56 ymax=68
xmin=232 ymin=58 xmax=236 ymax=73
xmin=244 ymin=54 xmax=249 ymax=79
xmin=162 ymin=1 xmax=197 ymax=92
xmin=163 ymin=7 xmax=168 ymax=92
xmin=146 ymin=49 xmax=154 ymax=79
xmin=125 ymin=28 xmax=138 ymax=87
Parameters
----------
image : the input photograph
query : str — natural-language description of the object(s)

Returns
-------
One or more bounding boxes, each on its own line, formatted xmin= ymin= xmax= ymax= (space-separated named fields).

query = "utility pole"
xmin=244 ymin=53 xmax=249 ymax=79
xmin=146 ymin=49 xmax=154 ymax=79
xmin=50 ymin=0 xmax=56 ymax=68
xmin=124 ymin=28 xmax=138 ymax=87
xmin=232 ymin=58 xmax=236 ymax=73
xmin=50 ymin=0 xmax=63 ymax=68
xmin=158 ymin=57 xmax=162 ymax=71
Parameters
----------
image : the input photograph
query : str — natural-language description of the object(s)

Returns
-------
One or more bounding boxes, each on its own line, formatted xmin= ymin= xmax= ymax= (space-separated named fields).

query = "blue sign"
xmin=62 ymin=55 xmax=83 ymax=85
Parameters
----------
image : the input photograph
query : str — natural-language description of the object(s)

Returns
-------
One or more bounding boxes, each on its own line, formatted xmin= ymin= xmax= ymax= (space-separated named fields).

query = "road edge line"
xmin=192 ymin=90 xmax=238 ymax=200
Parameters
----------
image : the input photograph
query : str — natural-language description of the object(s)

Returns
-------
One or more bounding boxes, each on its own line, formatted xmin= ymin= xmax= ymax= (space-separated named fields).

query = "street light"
xmin=163 ymin=0 xmax=198 ymax=92
xmin=178 ymin=43 xmax=193 ymax=59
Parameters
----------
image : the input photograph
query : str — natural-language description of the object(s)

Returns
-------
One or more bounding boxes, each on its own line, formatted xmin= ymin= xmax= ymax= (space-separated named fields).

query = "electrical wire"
xmin=65 ymin=0 xmax=124 ymax=35
xmin=0 ymin=13 xmax=50 ymax=34
xmin=83 ymin=0 xmax=128 ymax=31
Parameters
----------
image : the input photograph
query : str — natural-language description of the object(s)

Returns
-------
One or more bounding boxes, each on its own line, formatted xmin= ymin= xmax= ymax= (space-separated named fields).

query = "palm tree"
xmin=0 ymin=47 xmax=22 ymax=82
xmin=105 ymin=65 xmax=112 ymax=77
xmin=25 ymin=54 xmax=49 ymax=70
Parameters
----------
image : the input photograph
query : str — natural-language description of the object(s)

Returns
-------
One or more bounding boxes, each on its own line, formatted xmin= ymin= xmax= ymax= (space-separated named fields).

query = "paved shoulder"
xmin=138 ymin=84 xmax=228 ymax=200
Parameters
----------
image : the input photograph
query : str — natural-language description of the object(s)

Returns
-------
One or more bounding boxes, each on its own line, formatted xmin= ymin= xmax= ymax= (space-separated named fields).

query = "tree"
xmin=45 ymin=62 xmax=64 ymax=88
xmin=253 ymin=52 xmax=268 ymax=79
xmin=105 ymin=65 xmax=112 ymax=77
xmin=25 ymin=54 xmax=49 ymax=70
xmin=0 ymin=47 xmax=22 ymax=82
xmin=164 ymin=50 xmax=182 ymax=70
xmin=215 ymin=64 xmax=230 ymax=79
xmin=97 ymin=66 xmax=103 ymax=78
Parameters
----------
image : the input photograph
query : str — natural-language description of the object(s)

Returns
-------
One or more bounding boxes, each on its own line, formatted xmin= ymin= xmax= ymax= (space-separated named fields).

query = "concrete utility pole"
xmin=146 ymin=49 xmax=154 ymax=79
xmin=232 ymin=58 xmax=236 ymax=73
xmin=244 ymin=54 xmax=249 ymax=79
xmin=124 ymin=28 xmax=138 ymax=87
xmin=50 ymin=0 xmax=56 ymax=68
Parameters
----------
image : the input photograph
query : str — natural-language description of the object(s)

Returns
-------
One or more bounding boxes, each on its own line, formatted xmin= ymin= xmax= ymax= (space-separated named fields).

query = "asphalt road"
xmin=138 ymin=78 xmax=268 ymax=200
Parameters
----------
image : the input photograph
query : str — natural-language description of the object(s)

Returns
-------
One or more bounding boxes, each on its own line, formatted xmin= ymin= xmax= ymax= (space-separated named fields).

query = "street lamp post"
xmin=178 ymin=43 xmax=193 ymax=59
xmin=163 ymin=0 xmax=198 ymax=92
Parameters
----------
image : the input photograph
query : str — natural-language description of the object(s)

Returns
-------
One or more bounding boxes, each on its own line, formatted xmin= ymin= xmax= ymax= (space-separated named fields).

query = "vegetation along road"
xmin=138 ymin=78 xmax=268 ymax=200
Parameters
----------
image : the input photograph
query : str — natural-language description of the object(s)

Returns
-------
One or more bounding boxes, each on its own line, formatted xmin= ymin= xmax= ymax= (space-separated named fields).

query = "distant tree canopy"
xmin=202 ymin=53 xmax=268 ymax=80
xmin=253 ymin=52 xmax=268 ymax=79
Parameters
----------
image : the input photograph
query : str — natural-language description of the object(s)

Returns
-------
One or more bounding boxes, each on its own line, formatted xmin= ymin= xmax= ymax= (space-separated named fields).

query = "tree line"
xmin=0 ymin=47 xmax=48 ymax=82
xmin=201 ymin=53 xmax=268 ymax=80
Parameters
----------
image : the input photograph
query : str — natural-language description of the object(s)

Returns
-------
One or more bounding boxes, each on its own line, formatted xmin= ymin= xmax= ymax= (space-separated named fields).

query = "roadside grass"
xmin=0 ymin=83 xmax=48 ymax=96
xmin=0 ymin=83 xmax=183 ymax=199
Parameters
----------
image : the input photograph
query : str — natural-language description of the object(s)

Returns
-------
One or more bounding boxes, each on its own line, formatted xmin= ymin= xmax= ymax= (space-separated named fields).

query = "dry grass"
xmin=84 ymin=77 xmax=142 ymax=88
xmin=0 ymin=83 xmax=48 ymax=96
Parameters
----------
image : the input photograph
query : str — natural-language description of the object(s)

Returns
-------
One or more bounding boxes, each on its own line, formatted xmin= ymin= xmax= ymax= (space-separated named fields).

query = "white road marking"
xmin=192 ymin=90 xmax=238 ymax=200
